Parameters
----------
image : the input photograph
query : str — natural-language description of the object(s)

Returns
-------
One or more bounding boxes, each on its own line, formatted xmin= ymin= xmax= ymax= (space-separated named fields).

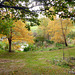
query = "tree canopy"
xmin=47 ymin=17 xmax=73 ymax=46
xmin=0 ymin=0 xmax=75 ymax=21
xmin=0 ymin=0 xmax=40 ymax=25
xmin=34 ymin=0 xmax=75 ymax=20
xmin=0 ymin=19 xmax=34 ymax=52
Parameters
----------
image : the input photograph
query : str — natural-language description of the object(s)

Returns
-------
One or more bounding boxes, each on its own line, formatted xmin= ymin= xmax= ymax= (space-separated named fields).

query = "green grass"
xmin=0 ymin=47 xmax=75 ymax=75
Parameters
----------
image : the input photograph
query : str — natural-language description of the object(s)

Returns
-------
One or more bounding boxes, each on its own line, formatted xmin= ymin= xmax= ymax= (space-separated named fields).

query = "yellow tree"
xmin=0 ymin=19 xmax=34 ymax=52
xmin=47 ymin=18 xmax=73 ymax=46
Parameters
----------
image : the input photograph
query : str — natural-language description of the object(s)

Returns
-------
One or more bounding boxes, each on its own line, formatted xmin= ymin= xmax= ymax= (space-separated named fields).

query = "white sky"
xmin=18 ymin=0 xmax=45 ymax=18
xmin=2 ymin=0 xmax=73 ymax=19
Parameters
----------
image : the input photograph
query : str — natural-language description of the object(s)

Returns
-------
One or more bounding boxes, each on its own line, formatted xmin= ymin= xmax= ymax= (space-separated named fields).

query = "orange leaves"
xmin=47 ymin=18 xmax=73 ymax=43
xmin=0 ymin=20 xmax=34 ymax=44
xmin=0 ymin=34 xmax=5 ymax=38
xmin=12 ymin=20 xmax=34 ymax=44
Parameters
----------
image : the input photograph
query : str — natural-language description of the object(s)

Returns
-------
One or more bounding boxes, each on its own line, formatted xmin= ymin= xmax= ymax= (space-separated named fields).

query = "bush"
xmin=34 ymin=39 xmax=39 ymax=42
xmin=56 ymin=60 xmax=74 ymax=68
xmin=68 ymin=44 xmax=75 ymax=48
xmin=67 ymin=31 xmax=75 ymax=39
xmin=0 ymin=44 xmax=3 ymax=49
xmin=46 ymin=40 xmax=54 ymax=44
xmin=0 ymin=41 xmax=6 ymax=50
xmin=56 ymin=43 xmax=63 ymax=47
xmin=24 ymin=44 xmax=36 ymax=52
xmin=34 ymin=36 xmax=46 ymax=45
xmin=53 ymin=47 xmax=59 ymax=50
xmin=5 ymin=44 xmax=9 ymax=50
xmin=49 ymin=48 xmax=53 ymax=51
xmin=52 ymin=59 xmax=70 ymax=68
xmin=49 ymin=47 xmax=59 ymax=51
xmin=49 ymin=46 xmax=66 ymax=51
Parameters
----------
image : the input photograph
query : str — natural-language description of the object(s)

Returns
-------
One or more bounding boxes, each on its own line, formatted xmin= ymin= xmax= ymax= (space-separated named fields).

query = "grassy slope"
xmin=0 ymin=47 xmax=75 ymax=75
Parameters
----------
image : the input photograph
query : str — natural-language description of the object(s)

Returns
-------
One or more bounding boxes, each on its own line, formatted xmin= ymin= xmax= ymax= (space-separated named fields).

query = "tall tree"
xmin=0 ymin=19 xmax=34 ymax=52
xmin=47 ymin=18 xmax=73 ymax=46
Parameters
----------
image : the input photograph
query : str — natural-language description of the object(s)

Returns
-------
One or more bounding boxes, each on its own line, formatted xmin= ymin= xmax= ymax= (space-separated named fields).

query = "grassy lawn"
xmin=0 ymin=47 xmax=75 ymax=75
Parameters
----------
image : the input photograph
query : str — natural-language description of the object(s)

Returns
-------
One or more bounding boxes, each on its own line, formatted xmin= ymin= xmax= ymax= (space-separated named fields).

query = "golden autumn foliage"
xmin=0 ymin=12 xmax=34 ymax=52
xmin=12 ymin=44 xmax=21 ymax=50
xmin=0 ymin=20 xmax=34 ymax=44
xmin=12 ymin=20 xmax=34 ymax=44
xmin=47 ymin=18 xmax=73 ymax=43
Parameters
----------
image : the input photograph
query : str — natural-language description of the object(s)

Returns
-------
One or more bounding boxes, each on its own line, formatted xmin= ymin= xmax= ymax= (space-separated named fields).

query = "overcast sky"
xmin=0 ymin=0 xmax=58 ymax=19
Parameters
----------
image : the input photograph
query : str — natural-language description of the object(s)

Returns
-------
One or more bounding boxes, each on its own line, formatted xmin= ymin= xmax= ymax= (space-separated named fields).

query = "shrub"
xmin=0 ymin=41 xmax=6 ymax=50
xmin=56 ymin=60 xmax=73 ymax=68
xmin=24 ymin=46 xmax=29 ymax=52
xmin=49 ymin=47 xmax=59 ymax=51
xmin=46 ymin=40 xmax=54 ymax=44
xmin=67 ymin=31 xmax=75 ymax=39
xmin=68 ymin=44 xmax=75 ymax=48
xmin=52 ymin=59 xmax=70 ymax=68
xmin=34 ymin=39 xmax=39 ymax=42
xmin=34 ymin=36 xmax=46 ymax=45
xmin=56 ymin=43 xmax=63 ymax=47
xmin=5 ymin=43 xmax=9 ymax=51
xmin=49 ymin=48 xmax=53 ymax=51
xmin=24 ymin=44 xmax=36 ymax=52
xmin=0 ymin=44 xmax=3 ymax=49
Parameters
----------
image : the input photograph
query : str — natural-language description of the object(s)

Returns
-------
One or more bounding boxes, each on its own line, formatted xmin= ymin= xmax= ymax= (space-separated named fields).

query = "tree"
xmin=47 ymin=18 xmax=73 ymax=46
xmin=38 ymin=18 xmax=50 ymax=39
xmin=0 ymin=0 xmax=74 ymax=19
xmin=34 ymin=18 xmax=50 ymax=45
xmin=33 ymin=0 xmax=75 ymax=20
xmin=0 ymin=0 xmax=40 ymax=26
xmin=0 ymin=0 xmax=74 ymax=26
xmin=0 ymin=19 xmax=34 ymax=52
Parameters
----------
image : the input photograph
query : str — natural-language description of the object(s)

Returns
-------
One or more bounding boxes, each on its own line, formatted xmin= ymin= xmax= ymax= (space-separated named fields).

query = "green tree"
xmin=0 ymin=19 xmax=34 ymax=52
xmin=38 ymin=18 xmax=50 ymax=40
xmin=0 ymin=0 xmax=39 ymax=25
xmin=0 ymin=19 xmax=13 ymax=52
xmin=33 ymin=0 xmax=75 ymax=20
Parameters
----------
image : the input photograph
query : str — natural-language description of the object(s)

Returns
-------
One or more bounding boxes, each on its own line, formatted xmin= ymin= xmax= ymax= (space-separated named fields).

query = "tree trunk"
xmin=63 ymin=33 xmax=68 ymax=46
xmin=64 ymin=38 xmax=68 ymax=46
xmin=60 ymin=18 xmax=68 ymax=46
xmin=8 ymin=38 xmax=12 ymax=52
